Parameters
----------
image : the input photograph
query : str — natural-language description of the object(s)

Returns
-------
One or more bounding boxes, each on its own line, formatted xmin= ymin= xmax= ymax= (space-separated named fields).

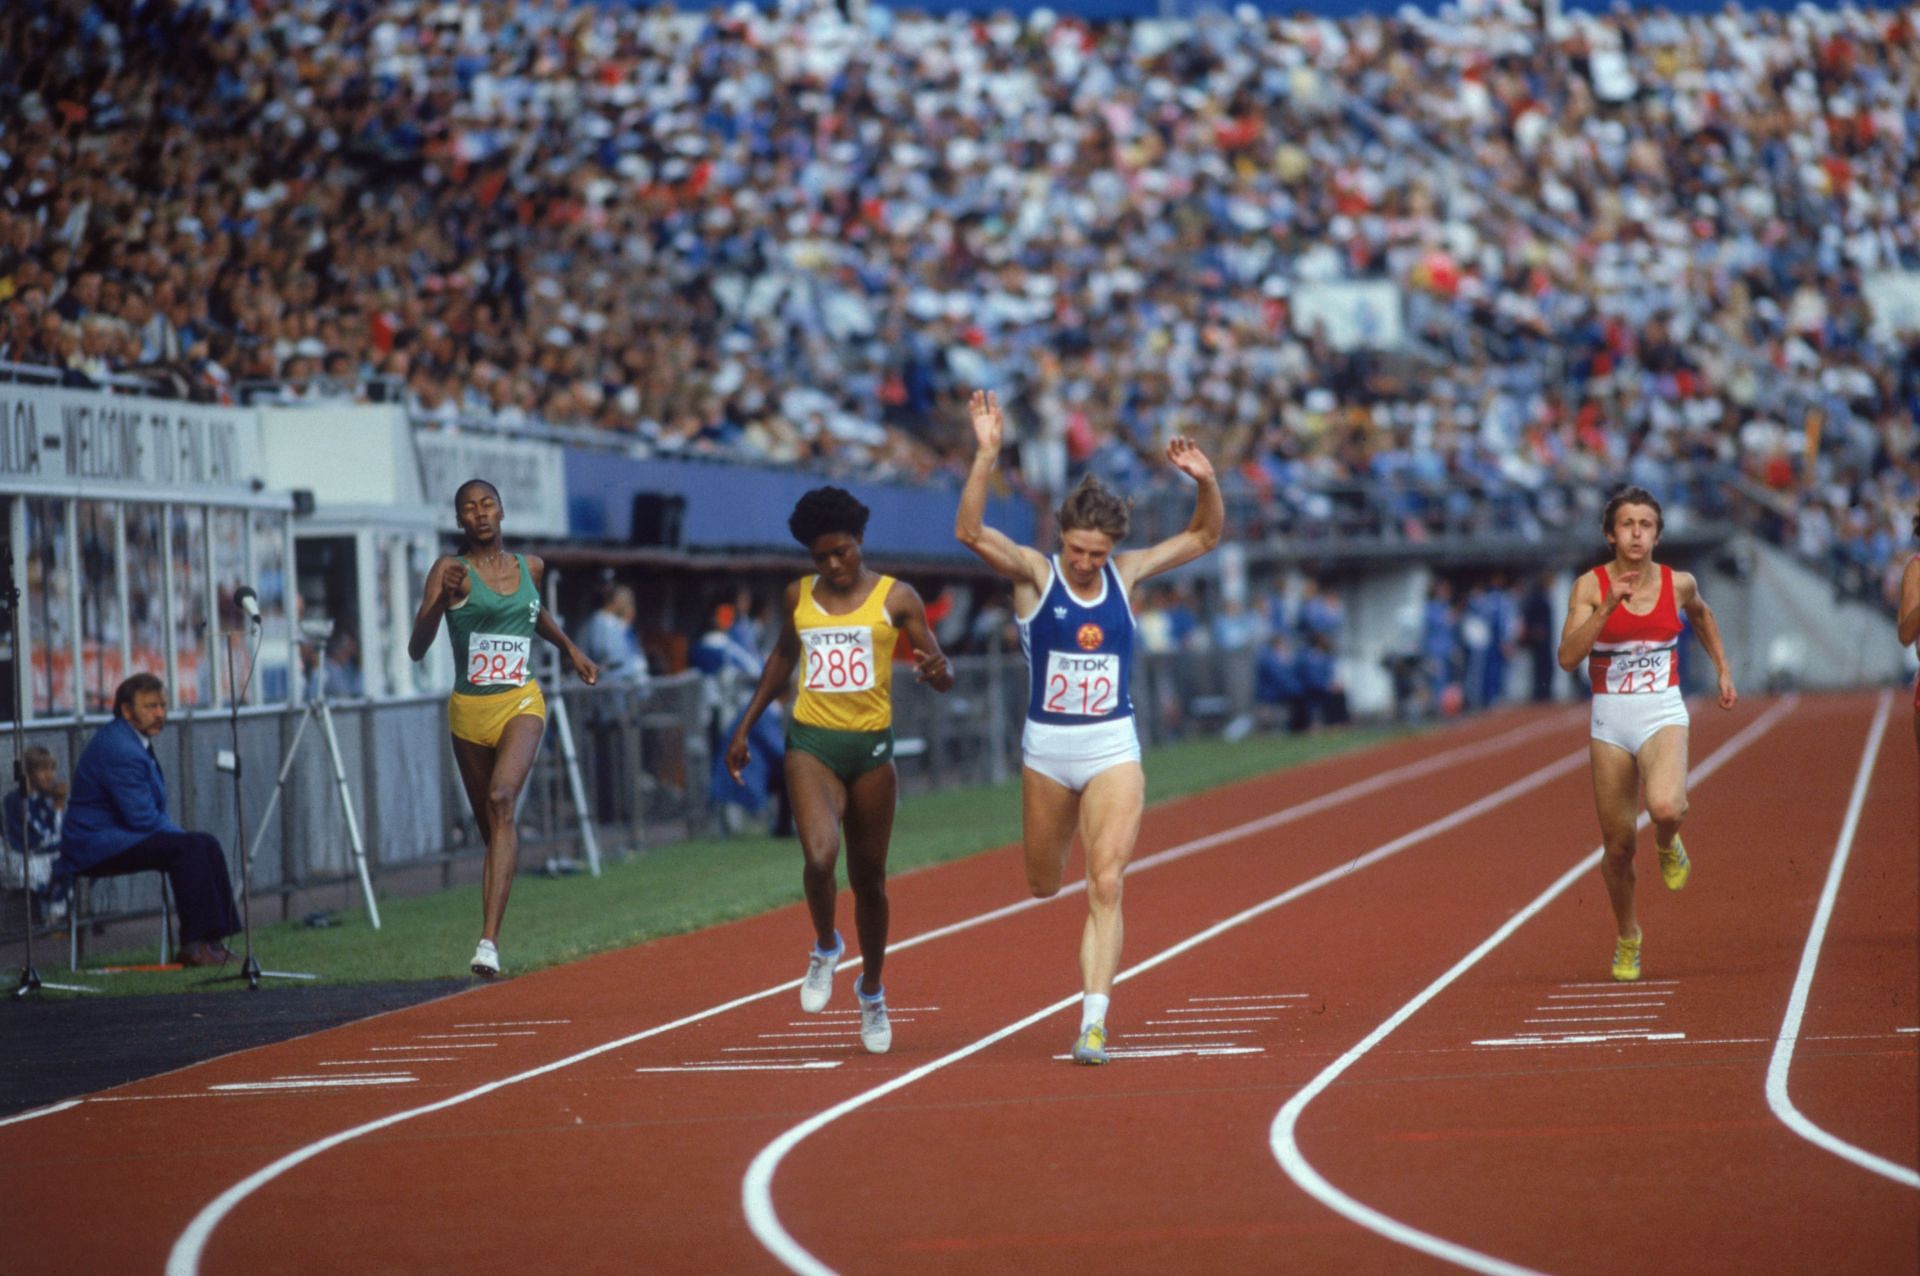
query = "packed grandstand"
xmin=1 ymin=0 xmax=1915 ymax=601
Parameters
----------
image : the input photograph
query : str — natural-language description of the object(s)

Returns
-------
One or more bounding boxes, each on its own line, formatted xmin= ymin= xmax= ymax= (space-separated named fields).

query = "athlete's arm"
xmin=1557 ymin=570 xmax=1624 ymax=672
xmin=407 ymin=556 xmax=465 ymax=662
xmin=1677 ymin=572 xmax=1737 ymax=710
xmin=889 ymin=581 xmax=955 ymax=693
xmin=1114 ymin=437 xmax=1222 ymax=591
xmin=726 ymin=580 xmax=801 ymax=784
xmin=527 ymin=557 xmax=599 ymax=685
xmin=1898 ymin=557 xmax=1920 ymax=649
xmin=956 ymin=389 xmax=1050 ymax=591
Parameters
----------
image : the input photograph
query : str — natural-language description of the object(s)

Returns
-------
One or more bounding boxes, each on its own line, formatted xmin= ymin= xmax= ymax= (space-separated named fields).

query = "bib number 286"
xmin=802 ymin=627 xmax=873 ymax=693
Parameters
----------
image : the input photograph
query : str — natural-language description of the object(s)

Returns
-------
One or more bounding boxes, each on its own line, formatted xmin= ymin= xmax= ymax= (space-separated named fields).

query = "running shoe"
xmin=1072 ymin=1022 xmax=1109 ymax=1065
xmin=799 ymin=932 xmax=844 ymax=1012
xmin=470 ymin=938 xmax=501 ymax=979
xmin=1658 ymin=838 xmax=1691 ymax=891
xmin=1611 ymin=933 xmax=1642 ymax=983
xmin=857 ymin=984 xmax=892 ymax=1055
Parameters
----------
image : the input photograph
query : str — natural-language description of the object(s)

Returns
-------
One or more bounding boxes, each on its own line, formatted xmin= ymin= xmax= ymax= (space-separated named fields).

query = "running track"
xmin=3 ymin=692 xmax=1914 ymax=1274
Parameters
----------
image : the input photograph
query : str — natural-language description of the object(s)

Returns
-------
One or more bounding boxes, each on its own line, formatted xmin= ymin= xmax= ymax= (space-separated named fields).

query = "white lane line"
xmin=1474 ymin=1033 xmax=1687 ymax=1048
xmin=452 ymin=1020 xmax=571 ymax=1027
xmin=1188 ymin=994 xmax=1309 ymax=1002
xmin=1522 ymin=1016 xmax=1660 ymax=1025
xmin=1557 ymin=979 xmax=1679 ymax=988
xmin=1268 ymin=695 xmax=1793 ymax=1276
xmin=758 ymin=1031 xmax=859 ymax=1040
xmin=315 ymin=1058 xmax=465 ymax=1066
xmin=1127 ymin=1030 xmax=1256 ymax=1038
xmin=1539 ymin=1003 xmax=1669 ymax=1011
xmin=722 ymin=1045 xmax=857 ymax=1053
xmin=163 ymin=713 xmax=1570 ymax=1276
xmin=0 ymin=1099 xmax=83 ymax=1127
xmin=416 ymin=1032 xmax=538 ymax=1039
xmin=1765 ymin=691 xmax=1918 ymax=1190
xmin=1543 ymin=990 xmax=1674 ymax=999
xmin=271 ymin=1074 xmax=413 ymax=1082
xmin=1163 ymin=1005 xmax=1296 ymax=1013
xmin=744 ymin=740 xmax=1598 ymax=1276
xmin=635 ymin=1063 xmax=843 ymax=1074
xmin=366 ymin=1044 xmax=496 ymax=1051
xmin=1144 ymin=1016 xmax=1281 ymax=1026
xmin=207 ymin=1078 xmax=419 ymax=1093
xmin=1049 ymin=1047 xmax=1266 ymax=1060
xmin=1897 ymin=1027 xmax=1920 ymax=1035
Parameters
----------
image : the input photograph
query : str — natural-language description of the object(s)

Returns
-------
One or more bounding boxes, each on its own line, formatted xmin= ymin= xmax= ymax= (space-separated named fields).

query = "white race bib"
xmin=801 ymin=626 xmax=875 ymax=694
xmin=1043 ymin=651 xmax=1121 ymax=717
xmin=1601 ymin=644 xmax=1673 ymax=695
xmin=468 ymin=633 xmax=532 ymax=688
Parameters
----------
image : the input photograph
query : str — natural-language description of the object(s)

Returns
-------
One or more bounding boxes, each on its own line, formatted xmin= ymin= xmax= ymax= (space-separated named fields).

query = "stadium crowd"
xmin=0 ymin=0 xmax=1916 ymax=597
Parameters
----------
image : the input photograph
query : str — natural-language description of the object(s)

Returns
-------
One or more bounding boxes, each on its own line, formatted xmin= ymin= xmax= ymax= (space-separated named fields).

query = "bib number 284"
xmin=469 ymin=633 xmax=531 ymax=688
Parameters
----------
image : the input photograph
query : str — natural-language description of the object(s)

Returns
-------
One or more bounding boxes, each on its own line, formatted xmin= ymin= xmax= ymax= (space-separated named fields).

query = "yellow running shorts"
xmin=447 ymin=681 xmax=546 ymax=748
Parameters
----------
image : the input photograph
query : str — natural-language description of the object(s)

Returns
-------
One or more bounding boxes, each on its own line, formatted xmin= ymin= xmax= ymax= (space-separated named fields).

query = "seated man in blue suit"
xmin=58 ymin=672 xmax=240 ymax=967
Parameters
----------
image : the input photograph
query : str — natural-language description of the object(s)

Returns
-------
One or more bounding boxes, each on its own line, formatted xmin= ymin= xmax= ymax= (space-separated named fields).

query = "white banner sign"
xmin=1863 ymin=270 xmax=1920 ymax=346
xmin=412 ymin=431 xmax=569 ymax=538
xmin=0 ymin=383 xmax=264 ymax=495
xmin=1292 ymin=279 xmax=1405 ymax=351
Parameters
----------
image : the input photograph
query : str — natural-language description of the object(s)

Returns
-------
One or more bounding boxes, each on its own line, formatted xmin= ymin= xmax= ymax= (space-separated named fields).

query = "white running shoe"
xmin=858 ymin=986 xmax=892 ymax=1055
xmin=799 ymin=933 xmax=843 ymax=1012
xmin=470 ymin=938 xmax=500 ymax=979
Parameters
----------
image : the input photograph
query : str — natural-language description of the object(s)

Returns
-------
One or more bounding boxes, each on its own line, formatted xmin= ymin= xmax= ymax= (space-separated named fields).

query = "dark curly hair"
xmin=1601 ymin=485 xmax=1663 ymax=536
xmin=454 ymin=477 xmax=501 ymax=512
xmin=1056 ymin=474 xmax=1131 ymax=541
xmin=788 ymin=486 xmax=870 ymax=546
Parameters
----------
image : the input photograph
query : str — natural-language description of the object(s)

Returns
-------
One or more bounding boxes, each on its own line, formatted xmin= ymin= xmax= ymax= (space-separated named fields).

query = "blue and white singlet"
xmin=1017 ymin=557 xmax=1136 ymax=756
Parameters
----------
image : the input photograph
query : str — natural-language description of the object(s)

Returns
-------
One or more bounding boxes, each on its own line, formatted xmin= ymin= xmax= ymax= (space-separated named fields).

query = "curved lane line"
xmin=744 ymin=743 xmax=1598 ymax=1273
xmin=160 ymin=713 xmax=1567 ymax=1276
xmin=1764 ymin=690 xmax=1918 ymax=1189
xmin=1267 ymin=696 xmax=1795 ymax=1274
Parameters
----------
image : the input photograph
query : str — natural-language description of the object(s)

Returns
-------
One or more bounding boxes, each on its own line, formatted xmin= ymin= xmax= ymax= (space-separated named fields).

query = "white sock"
xmin=1081 ymin=994 xmax=1109 ymax=1031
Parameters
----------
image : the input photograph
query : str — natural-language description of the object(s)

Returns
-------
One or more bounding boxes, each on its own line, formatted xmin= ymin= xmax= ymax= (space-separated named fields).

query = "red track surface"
xmin=3 ymin=693 xmax=1914 ymax=1275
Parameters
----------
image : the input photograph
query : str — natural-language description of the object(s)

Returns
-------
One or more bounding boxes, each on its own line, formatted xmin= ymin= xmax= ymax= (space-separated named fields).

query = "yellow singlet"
xmin=791 ymin=575 xmax=897 ymax=732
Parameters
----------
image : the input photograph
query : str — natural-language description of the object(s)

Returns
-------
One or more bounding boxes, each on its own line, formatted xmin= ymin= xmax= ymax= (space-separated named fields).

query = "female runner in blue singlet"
xmin=956 ymin=390 xmax=1223 ymax=1064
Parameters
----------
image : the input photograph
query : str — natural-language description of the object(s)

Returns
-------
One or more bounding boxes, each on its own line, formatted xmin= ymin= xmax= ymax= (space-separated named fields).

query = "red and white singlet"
xmin=1589 ymin=564 xmax=1682 ymax=696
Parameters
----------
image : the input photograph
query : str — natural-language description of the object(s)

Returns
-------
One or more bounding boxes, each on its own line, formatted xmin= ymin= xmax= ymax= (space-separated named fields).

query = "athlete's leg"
xmin=1638 ymin=724 xmax=1690 ymax=852
xmin=450 ymin=737 xmax=496 ymax=848
xmin=1021 ymin=767 xmax=1080 ymax=897
xmin=1076 ymin=761 xmax=1145 ymax=998
xmin=785 ymin=749 xmax=849 ymax=951
xmin=841 ymin=760 xmax=898 ymax=996
xmin=469 ymin=714 xmax=545 ymax=943
xmin=1590 ymin=740 xmax=1642 ymax=941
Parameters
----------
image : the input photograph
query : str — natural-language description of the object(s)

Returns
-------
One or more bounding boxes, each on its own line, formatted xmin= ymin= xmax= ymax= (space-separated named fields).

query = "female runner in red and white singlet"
xmin=1559 ymin=487 xmax=1737 ymax=983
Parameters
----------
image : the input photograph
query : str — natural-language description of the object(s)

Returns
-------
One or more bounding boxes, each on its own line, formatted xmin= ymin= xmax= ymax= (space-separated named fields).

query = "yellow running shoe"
xmin=1658 ymin=839 xmax=1691 ymax=891
xmin=1612 ymin=933 xmax=1643 ymax=982
xmin=1072 ymin=1022 xmax=1109 ymax=1065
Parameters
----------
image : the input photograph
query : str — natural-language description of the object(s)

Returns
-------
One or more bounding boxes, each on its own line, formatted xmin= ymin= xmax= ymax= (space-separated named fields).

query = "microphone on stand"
xmin=234 ymin=585 xmax=262 ymax=627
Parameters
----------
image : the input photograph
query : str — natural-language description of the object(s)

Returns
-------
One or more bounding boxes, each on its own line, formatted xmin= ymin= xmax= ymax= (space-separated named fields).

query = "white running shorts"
xmin=1022 ymin=716 xmax=1141 ymax=793
xmin=1590 ymin=686 xmax=1689 ymax=757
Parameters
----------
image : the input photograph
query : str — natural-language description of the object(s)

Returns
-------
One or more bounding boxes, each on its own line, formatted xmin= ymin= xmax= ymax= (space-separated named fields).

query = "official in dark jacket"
xmin=59 ymin=672 xmax=240 ymax=966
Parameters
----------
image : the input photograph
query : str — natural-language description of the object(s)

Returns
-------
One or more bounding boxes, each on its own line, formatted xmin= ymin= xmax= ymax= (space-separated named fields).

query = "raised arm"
xmin=1114 ymin=437 xmax=1223 ymax=591
xmin=889 ymin=580 xmax=956 ymax=694
xmin=1899 ymin=557 xmax=1920 ymax=649
xmin=1676 ymin=572 xmax=1736 ymax=710
xmin=955 ymin=389 xmax=1051 ymax=590
xmin=408 ymin=555 xmax=465 ymax=663
xmin=528 ymin=557 xmax=598 ymax=685
xmin=725 ymin=580 xmax=802 ymax=783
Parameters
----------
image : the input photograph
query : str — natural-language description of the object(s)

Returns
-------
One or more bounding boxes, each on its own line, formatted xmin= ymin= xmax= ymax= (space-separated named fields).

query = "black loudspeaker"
xmin=630 ymin=492 xmax=686 ymax=548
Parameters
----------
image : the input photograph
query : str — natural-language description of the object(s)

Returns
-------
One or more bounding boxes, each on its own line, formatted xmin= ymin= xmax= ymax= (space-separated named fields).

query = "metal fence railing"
xmin=2 ymin=647 xmax=1274 ymax=952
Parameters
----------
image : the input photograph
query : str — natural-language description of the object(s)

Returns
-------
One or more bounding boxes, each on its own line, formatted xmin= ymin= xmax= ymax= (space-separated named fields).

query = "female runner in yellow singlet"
xmin=725 ymin=486 xmax=955 ymax=1054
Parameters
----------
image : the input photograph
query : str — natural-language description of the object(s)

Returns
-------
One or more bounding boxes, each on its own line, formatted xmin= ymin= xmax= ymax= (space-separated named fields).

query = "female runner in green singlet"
xmin=410 ymin=479 xmax=599 ymax=977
